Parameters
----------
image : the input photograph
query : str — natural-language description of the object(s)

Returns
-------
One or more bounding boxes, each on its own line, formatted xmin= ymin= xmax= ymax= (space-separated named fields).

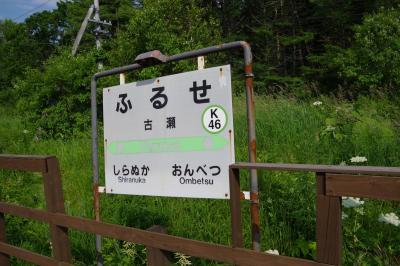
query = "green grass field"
xmin=1 ymin=95 xmax=400 ymax=265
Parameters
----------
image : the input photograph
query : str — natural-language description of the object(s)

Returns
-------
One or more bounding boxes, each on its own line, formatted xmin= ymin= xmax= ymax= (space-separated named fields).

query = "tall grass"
xmin=0 ymin=94 xmax=399 ymax=265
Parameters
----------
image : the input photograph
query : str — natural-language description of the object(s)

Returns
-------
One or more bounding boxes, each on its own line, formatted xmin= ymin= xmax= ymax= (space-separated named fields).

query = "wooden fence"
xmin=0 ymin=154 xmax=399 ymax=265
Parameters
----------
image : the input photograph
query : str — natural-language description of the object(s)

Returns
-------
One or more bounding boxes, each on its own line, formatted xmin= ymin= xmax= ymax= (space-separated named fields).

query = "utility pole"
xmin=72 ymin=2 xmax=111 ymax=265
xmin=93 ymin=0 xmax=101 ymax=50
xmin=72 ymin=0 xmax=111 ymax=70
xmin=93 ymin=0 xmax=103 ymax=69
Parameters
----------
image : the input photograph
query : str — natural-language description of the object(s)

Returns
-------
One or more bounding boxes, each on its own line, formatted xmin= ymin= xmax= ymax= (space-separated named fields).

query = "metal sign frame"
xmin=90 ymin=41 xmax=259 ymax=265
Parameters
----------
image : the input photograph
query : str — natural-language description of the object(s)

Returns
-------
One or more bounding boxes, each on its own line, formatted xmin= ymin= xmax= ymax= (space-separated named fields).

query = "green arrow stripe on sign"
xmin=108 ymin=135 xmax=229 ymax=155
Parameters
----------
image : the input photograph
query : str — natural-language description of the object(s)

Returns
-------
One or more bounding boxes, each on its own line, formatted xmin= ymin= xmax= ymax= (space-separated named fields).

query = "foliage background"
xmin=3 ymin=0 xmax=400 ymax=135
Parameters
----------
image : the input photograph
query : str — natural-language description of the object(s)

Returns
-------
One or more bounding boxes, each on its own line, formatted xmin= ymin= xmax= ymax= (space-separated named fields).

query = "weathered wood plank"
xmin=0 ymin=202 xmax=329 ymax=266
xmin=146 ymin=225 xmax=172 ymax=266
xmin=326 ymin=174 xmax=400 ymax=201
xmin=0 ymin=154 xmax=50 ymax=172
xmin=0 ymin=242 xmax=72 ymax=266
xmin=230 ymin=168 xmax=243 ymax=248
xmin=232 ymin=163 xmax=400 ymax=176
xmin=42 ymin=157 xmax=72 ymax=264
xmin=0 ymin=213 xmax=10 ymax=266
xmin=316 ymin=173 xmax=341 ymax=265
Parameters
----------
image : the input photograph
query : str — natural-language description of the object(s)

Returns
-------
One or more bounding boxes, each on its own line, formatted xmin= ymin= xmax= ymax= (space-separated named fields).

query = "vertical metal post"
xmin=242 ymin=44 xmax=260 ymax=251
xmin=91 ymin=77 xmax=103 ymax=266
xmin=93 ymin=1 xmax=103 ymax=262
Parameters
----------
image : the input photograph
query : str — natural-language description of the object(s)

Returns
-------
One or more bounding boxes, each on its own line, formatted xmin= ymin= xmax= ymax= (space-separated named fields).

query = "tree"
xmin=109 ymin=0 xmax=221 ymax=78
xmin=0 ymin=20 xmax=42 ymax=97
xmin=334 ymin=8 xmax=400 ymax=92
xmin=13 ymin=0 xmax=221 ymax=137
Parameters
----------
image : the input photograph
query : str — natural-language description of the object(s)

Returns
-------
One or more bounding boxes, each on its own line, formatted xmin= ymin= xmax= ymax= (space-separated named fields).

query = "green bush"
xmin=14 ymin=49 xmax=98 ymax=138
xmin=334 ymin=9 xmax=400 ymax=92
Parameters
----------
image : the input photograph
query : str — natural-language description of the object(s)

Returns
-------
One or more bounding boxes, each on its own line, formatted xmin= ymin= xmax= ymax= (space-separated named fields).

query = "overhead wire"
xmin=12 ymin=0 xmax=54 ymax=21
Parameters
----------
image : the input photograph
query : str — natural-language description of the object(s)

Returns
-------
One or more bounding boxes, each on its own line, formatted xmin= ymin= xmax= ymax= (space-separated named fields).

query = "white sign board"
xmin=103 ymin=65 xmax=234 ymax=199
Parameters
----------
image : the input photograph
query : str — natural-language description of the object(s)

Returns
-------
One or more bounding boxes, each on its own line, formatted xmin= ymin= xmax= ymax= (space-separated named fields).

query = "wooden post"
xmin=229 ymin=168 xmax=243 ymax=248
xmin=316 ymin=172 xmax=342 ymax=265
xmin=146 ymin=225 xmax=172 ymax=266
xmin=120 ymin=73 xmax=126 ymax=85
xmin=0 ymin=213 xmax=10 ymax=266
xmin=42 ymin=157 xmax=72 ymax=263
xmin=197 ymin=56 xmax=205 ymax=70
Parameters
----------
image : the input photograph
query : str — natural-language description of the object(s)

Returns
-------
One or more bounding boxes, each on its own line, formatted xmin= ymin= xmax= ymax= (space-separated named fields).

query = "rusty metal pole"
xmin=241 ymin=43 xmax=260 ymax=251
xmin=91 ymin=77 xmax=103 ymax=266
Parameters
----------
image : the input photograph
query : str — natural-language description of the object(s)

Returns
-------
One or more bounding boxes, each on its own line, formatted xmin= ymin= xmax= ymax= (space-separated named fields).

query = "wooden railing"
xmin=229 ymin=162 xmax=400 ymax=265
xmin=0 ymin=155 xmax=400 ymax=265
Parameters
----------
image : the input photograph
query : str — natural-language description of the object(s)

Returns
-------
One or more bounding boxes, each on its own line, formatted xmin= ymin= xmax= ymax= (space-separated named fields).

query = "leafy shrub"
xmin=334 ymin=9 xmax=400 ymax=92
xmin=14 ymin=49 xmax=98 ymax=138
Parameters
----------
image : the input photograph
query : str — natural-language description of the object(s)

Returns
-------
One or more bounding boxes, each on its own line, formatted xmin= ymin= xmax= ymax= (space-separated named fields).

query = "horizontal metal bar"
xmin=167 ymin=41 xmax=251 ymax=64
xmin=326 ymin=174 xmax=400 ymax=201
xmin=231 ymin=162 xmax=400 ymax=176
xmin=0 ymin=155 xmax=53 ymax=173
xmin=0 ymin=202 xmax=329 ymax=266
xmin=0 ymin=242 xmax=72 ymax=266
xmin=93 ymin=41 xmax=252 ymax=80
xmin=93 ymin=63 xmax=141 ymax=79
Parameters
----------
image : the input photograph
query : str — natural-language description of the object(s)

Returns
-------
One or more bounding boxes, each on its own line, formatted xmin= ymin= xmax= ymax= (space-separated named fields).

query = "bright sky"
xmin=0 ymin=0 xmax=59 ymax=22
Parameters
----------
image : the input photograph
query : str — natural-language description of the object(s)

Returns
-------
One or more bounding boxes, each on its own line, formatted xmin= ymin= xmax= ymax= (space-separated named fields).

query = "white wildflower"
xmin=121 ymin=241 xmax=137 ymax=257
xmin=355 ymin=207 xmax=364 ymax=215
xmin=339 ymin=161 xmax=347 ymax=166
xmin=342 ymin=212 xmax=348 ymax=220
xmin=378 ymin=213 xmax=400 ymax=226
xmin=265 ymin=249 xmax=279 ymax=255
xmin=175 ymin=253 xmax=192 ymax=266
xmin=350 ymin=156 xmax=368 ymax=163
xmin=342 ymin=197 xmax=364 ymax=208
xmin=313 ymin=101 xmax=322 ymax=106
xmin=23 ymin=129 xmax=29 ymax=134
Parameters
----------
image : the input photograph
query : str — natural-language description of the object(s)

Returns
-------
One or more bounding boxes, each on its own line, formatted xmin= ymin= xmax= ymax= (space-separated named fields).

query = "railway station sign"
xmin=103 ymin=65 xmax=234 ymax=199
